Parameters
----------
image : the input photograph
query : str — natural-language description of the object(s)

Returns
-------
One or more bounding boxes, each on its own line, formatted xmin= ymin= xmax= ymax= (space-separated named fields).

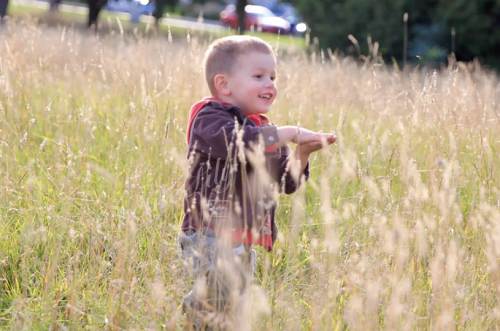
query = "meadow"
xmin=0 ymin=17 xmax=500 ymax=330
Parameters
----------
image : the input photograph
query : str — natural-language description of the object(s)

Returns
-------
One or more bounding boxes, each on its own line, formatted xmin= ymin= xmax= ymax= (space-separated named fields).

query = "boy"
xmin=179 ymin=35 xmax=336 ymax=330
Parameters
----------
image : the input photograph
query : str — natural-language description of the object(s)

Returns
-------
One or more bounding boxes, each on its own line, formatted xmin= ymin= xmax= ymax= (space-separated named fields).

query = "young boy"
xmin=179 ymin=35 xmax=336 ymax=330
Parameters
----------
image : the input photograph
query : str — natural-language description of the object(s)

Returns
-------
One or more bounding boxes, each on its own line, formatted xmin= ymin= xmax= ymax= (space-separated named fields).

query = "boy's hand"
xmin=290 ymin=132 xmax=336 ymax=174
xmin=276 ymin=127 xmax=335 ymax=148
xmin=276 ymin=126 xmax=318 ymax=147
xmin=297 ymin=132 xmax=336 ymax=155
xmin=289 ymin=131 xmax=336 ymax=174
xmin=292 ymin=128 xmax=319 ymax=144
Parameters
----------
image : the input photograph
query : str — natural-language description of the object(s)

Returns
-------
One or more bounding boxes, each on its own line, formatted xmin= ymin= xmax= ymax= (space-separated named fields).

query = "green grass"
xmin=0 ymin=16 xmax=499 ymax=330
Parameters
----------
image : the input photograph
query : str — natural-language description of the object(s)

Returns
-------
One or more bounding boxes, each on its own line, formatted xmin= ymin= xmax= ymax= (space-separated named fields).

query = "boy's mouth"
xmin=259 ymin=94 xmax=272 ymax=100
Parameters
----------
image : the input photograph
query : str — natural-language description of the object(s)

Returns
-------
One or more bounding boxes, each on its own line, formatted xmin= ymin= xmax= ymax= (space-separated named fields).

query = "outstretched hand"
xmin=292 ymin=128 xmax=319 ymax=144
xmin=297 ymin=131 xmax=336 ymax=155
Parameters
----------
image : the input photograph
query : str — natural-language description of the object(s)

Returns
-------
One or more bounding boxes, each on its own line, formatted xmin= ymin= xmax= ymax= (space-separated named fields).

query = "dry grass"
xmin=0 ymin=18 xmax=500 ymax=330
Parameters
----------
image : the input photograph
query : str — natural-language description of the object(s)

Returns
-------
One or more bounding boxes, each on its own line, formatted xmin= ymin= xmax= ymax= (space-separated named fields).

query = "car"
xmin=243 ymin=1 xmax=306 ymax=34
xmin=219 ymin=4 xmax=291 ymax=34
xmin=271 ymin=2 xmax=307 ymax=34
xmin=106 ymin=0 xmax=156 ymax=16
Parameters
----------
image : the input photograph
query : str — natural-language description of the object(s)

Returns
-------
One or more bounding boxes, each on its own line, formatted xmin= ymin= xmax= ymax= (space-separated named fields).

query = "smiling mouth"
xmin=259 ymin=94 xmax=272 ymax=100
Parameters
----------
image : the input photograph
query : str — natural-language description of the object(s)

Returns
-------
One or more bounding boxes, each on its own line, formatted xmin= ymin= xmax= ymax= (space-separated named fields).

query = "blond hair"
xmin=203 ymin=35 xmax=275 ymax=96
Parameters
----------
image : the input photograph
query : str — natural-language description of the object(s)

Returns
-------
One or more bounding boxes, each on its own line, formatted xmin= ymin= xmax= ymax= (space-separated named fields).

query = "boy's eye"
xmin=255 ymin=75 xmax=262 ymax=79
xmin=271 ymin=76 xmax=276 ymax=81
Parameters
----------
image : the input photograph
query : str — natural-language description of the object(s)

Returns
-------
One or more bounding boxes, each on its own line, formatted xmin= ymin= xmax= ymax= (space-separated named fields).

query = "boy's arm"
xmin=190 ymin=107 xmax=279 ymax=159
xmin=277 ymin=134 xmax=337 ymax=194
xmin=290 ymin=148 xmax=310 ymax=174
xmin=190 ymin=107 xmax=320 ymax=158
xmin=275 ymin=126 xmax=319 ymax=148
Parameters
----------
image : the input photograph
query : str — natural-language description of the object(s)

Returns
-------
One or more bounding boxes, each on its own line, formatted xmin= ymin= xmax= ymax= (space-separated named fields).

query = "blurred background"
xmin=1 ymin=0 xmax=500 ymax=69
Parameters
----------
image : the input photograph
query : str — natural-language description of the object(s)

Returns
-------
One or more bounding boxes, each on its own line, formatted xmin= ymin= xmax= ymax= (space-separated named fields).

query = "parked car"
xmin=220 ymin=4 xmax=291 ymax=34
xmin=106 ymin=0 xmax=156 ymax=16
xmin=271 ymin=2 xmax=307 ymax=34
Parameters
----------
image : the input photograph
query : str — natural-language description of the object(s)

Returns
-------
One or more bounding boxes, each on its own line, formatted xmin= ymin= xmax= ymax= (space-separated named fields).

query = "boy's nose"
xmin=264 ymin=78 xmax=275 ymax=88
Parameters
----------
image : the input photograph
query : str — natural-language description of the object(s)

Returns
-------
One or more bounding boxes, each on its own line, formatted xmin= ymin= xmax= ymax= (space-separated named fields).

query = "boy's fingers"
xmin=317 ymin=133 xmax=336 ymax=145
xmin=297 ymin=132 xmax=336 ymax=148
xmin=302 ymin=136 xmax=324 ymax=144
xmin=299 ymin=142 xmax=322 ymax=150
xmin=297 ymin=135 xmax=321 ymax=144
xmin=322 ymin=134 xmax=336 ymax=143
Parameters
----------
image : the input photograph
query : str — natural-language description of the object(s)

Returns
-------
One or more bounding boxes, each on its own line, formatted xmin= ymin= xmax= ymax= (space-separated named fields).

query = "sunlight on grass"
xmin=0 ymin=17 xmax=499 ymax=330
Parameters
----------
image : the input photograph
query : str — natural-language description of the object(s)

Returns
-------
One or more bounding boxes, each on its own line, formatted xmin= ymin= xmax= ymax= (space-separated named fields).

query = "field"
xmin=1 ymin=17 xmax=500 ymax=330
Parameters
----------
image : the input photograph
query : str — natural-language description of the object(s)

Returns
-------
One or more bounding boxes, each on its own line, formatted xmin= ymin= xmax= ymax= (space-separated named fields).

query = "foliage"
xmin=434 ymin=0 xmax=500 ymax=68
xmin=408 ymin=22 xmax=448 ymax=65
xmin=153 ymin=0 xmax=178 ymax=22
xmin=292 ymin=0 xmax=407 ymax=59
xmin=292 ymin=0 xmax=500 ymax=69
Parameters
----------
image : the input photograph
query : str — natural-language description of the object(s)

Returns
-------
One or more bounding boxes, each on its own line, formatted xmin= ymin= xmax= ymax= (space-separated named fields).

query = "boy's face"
xmin=225 ymin=52 xmax=277 ymax=116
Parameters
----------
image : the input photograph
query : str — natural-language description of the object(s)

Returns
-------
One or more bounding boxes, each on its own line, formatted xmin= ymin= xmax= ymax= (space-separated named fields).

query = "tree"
xmin=88 ymin=0 xmax=108 ymax=28
xmin=0 ymin=0 xmax=8 ymax=21
xmin=293 ymin=0 xmax=407 ymax=60
xmin=153 ymin=0 xmax=178 ymax=26
xmin=434 ymin=0 xmax=500 ymax=68
xmin=292 ymin=0 xmax=500 ymax=69
xmin=236 ymin=0 xmax=247 ymax=34
xmin=49 ymin=0 xmax=62 ymax=12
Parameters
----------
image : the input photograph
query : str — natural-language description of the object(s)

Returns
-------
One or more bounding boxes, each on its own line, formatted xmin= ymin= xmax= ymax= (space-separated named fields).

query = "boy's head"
xmin=203 ymin=35 xmax=277 ymax=116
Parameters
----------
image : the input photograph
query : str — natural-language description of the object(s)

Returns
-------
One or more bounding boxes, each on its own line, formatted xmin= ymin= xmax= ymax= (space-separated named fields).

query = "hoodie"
xmin=182 ymin=98 xmax=309 ymax=251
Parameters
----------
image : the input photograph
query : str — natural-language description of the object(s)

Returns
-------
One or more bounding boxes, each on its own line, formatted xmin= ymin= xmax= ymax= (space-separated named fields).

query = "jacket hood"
xmin=186 ymin=97 xmax=231 ymax=144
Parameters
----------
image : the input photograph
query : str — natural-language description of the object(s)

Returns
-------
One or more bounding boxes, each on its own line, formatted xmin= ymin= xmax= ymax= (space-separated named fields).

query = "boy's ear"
xmin=214 ymin=74 xmax=230 ymax=96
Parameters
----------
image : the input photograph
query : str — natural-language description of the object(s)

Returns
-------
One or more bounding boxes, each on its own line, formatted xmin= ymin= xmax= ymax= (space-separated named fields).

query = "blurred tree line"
xmin=4 ymin=0 xmax=499 ymax=68
xmin=292 ymin=0 xmax=500 ymax=68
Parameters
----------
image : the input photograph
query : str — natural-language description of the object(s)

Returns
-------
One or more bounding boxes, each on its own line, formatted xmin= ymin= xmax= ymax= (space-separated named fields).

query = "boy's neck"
xmin=210 ymin=95 xmax=263 ymax=118
xmin=211 ymin=94 xmax=234 ymax=106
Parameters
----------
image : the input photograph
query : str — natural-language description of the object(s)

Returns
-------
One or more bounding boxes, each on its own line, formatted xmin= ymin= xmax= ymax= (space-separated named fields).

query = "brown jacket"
xmin=181 ymin=100 xmax=309 ymax=250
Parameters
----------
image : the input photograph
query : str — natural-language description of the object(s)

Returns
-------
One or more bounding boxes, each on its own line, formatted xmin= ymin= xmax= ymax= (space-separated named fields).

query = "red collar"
xmin=247 ymin=113 xmax=270 ymax=126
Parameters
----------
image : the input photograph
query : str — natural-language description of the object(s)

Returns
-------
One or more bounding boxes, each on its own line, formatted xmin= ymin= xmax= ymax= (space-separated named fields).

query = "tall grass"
xmin=0 ymin=17 xmax=500 ymax=330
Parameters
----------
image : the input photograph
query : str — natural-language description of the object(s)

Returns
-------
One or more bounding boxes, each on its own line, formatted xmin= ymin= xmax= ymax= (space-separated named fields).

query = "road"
xmin=11 ymin=0 xmax=227 ymax=33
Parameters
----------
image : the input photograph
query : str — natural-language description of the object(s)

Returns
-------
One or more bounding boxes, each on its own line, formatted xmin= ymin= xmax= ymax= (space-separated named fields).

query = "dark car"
xmin=271 ymin=2 xmax=306 ymax=34
xmin=220 ymin=4 xmax=291 ymax=34
xmin=106 ymin=0 xmax=155 ymax=16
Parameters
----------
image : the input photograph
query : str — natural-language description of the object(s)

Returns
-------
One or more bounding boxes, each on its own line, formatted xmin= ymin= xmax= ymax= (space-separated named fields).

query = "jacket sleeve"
xmin=270 ymin=145 xmax=310 ymax=194
xmin=190 ymin=107 xmax=279 ymax=160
